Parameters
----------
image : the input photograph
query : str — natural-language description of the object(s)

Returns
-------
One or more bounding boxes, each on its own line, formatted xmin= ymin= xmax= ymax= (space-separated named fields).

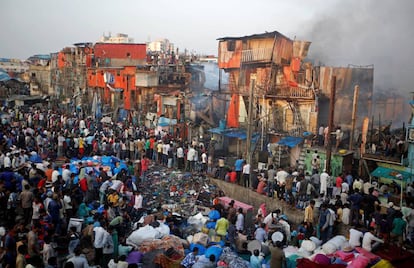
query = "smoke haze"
xmin=299 ymin=0 xmax=414 ymax=96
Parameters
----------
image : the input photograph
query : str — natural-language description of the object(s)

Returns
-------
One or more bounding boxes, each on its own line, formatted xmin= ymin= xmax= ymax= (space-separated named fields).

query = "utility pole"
xmin=246 ymin=74 xmax=256 ymax=182
xmin=349 ymin=85 xmax=359 ymax=150
xmin=326 ymin=76 xmax=336 ymax=174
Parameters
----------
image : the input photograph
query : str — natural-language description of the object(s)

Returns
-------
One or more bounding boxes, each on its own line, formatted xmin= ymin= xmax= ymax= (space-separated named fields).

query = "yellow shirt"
xmin=107 ymin=193 xmax=119 ymax=207
xmin=304 ymin=205 xmax=314 ymax=224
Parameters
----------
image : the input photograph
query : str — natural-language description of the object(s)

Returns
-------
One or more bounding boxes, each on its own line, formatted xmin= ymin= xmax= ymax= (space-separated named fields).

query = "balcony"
xmin=241 ymin=48 xmax=273 ymax=63
xmin=268 ymin=86 xmax=314 ymax=99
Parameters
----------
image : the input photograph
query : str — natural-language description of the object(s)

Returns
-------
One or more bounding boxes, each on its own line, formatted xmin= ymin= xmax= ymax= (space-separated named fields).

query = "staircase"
xmin=297 ymin=146 xmax=309 ymax=171
xmin=288 ymin=100 xmax=304 ymax=137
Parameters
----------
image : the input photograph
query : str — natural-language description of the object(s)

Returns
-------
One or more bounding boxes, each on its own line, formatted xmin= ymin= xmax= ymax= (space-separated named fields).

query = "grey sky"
xmin=1 ymin=0 xmax=413 ymax=95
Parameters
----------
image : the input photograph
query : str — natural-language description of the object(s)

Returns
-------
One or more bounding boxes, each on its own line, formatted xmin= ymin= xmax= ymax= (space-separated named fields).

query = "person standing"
xmin=234 ymin=155 xmax=244 ymax=185
xmin=320 ymin=169 xmax=329 ymax=197
xmin=176 ymin=144 xmax=184 ymax=170
xmin=235 ymin=207 xmax=244 ymax=233
xmin=304 ymin=200 xmax=315 ymax=228
xmin=19 ymin=184 xmax=34 ymax=225
xmin=267 ymin=165 xmax=276 ymax=197
xmin=215 ymin=214 xmax=229 ymax=239
xmin=269 ymin=241 xmax=286 ymax=268
xmin=318 ymin=125 xmax=324 ymax=146
xmin=318 ymin=203 xmax=329 ymax=243
xmin=390 ymin=211 xmax=407 ymax=249
xmin=242 ymin=161 xmax=251 ymax=188
xmin=93 ymin=223 xmax=106 ymax=267
xmin=348 ymin=188 xmax=363 ymax=227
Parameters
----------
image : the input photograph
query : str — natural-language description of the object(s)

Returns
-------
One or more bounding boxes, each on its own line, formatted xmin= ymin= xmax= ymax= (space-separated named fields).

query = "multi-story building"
xmin=28 ymin=55 xmax=53 ymax=96
xmin=147 ymin=38 xmax=174 ymax=53
xmin=99 ymin=33 xmax=134 ymax=44
xmin=0 ymin=58 xmax=29 ymax=74
xmin=215 ymin=31 xmax=374 ymax=171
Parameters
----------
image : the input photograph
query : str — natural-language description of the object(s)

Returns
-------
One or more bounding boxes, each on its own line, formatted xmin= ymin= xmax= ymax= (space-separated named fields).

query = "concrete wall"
xmin=211 ymin=178 xmax=305 ymax=225
xmin=211 ymin=178 xmax=351 ymax=236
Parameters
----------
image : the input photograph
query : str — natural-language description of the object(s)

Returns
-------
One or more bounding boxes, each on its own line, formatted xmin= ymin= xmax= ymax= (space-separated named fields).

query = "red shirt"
xmin=141 ymin=158 xmax=149 ymax=172
xmin=229 ymin=171 xmax=237 ymax=183
xmin=336 ymin=176 xmax=343 ymax=188
xmin=257 ymin=181 xmax=266 ymax=194
xmin=79 ymin=178 xmax=88 ymax=192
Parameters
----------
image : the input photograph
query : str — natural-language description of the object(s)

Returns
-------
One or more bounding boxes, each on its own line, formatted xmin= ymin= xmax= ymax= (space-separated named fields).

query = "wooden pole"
xmin=349 ymin=85 xmax=360 ymax=150
xmin=326 ymin=76 xmax=336 ymax=174
xmin=246 ymin=74 xmax=256 ymax=170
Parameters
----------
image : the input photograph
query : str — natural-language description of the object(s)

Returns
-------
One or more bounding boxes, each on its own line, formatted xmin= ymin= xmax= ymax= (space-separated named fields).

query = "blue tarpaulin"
xmin=277 ymin=136 xmax=303 ymax=148
xmin=158 ymin=117 xmax=177 ymax=127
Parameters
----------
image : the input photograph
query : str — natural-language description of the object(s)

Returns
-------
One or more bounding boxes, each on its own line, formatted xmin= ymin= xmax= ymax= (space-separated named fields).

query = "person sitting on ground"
xmin=181 ymin=247 xmax=199 ymax=268
xmin=362 ymin=226 xmax=384 ymax=252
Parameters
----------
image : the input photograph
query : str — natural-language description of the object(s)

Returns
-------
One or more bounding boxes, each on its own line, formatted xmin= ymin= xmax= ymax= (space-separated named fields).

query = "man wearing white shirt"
xmin=51 ymin=167 xmax=60 ymax=183
xmin=62 ymin=165 xmax=71 ymax=184
xmin=133 ymin=191 xmax=143 ymax=210
xmin=242 ymin=162 xmax=251 ymax=188
xmin=201 ymin=152 xmax=207 ymax=173
xmin=93 ymin=225 xmax=107 ymax=266
xmin=4 ymin=153 xmax=11 ymax=169
xmin=177 ymin=145 xmax=184 ymax=170
xmin=187 ymin=146 xmax=196 ymax=172
xmin=320 ymin=170 xmax=330 ymax=195
xmin=362 ymin=227 xmax=383 ymax=252
xmin=349 ymin=228 xmax=363 ymax=248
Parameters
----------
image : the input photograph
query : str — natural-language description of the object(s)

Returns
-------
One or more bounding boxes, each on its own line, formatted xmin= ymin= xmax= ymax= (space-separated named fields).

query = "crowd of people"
xmin=215 ymin=151 xmax=414 ymax=257
xmin=1 ymin=105 xmax=414 ymax=268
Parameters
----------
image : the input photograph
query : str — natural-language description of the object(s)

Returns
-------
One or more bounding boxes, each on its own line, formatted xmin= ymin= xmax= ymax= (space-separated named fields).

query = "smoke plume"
xmin=300 ymin=0 xmax=414 ymax=95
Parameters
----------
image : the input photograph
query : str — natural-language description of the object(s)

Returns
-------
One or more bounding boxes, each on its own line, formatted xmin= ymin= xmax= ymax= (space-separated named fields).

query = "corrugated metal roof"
xmin=217 ymin=31 xmax=290 ymax=41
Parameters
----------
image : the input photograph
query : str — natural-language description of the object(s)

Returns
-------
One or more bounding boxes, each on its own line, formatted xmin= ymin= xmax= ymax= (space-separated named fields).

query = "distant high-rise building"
xmin=99 ymin=33 xmax=134 ymax=43
xmin=147 ymin=38 xmax=174 ymax=53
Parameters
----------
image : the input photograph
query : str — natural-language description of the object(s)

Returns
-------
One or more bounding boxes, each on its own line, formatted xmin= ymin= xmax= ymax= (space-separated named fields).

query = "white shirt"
xmin=342 ymin=208 xmax=351 ymax=225
xmin=236 ymin=213 xmax=244 ymax=231
xmin=349 ymin=228 xmax=363 ymax=247
xmin=341 ymin=182 xmax=349 ymax=193
xmin=110 ymin=180 xmax=123 ymax=191
xmin=93 ymin=226 xmax=107 ymax=248
xmin=201 ymin=153 xmax=207 ymax=164
xmin=133 ymin=194 xmax=143 ymax=210
xmin=242 ymin=163 xmax=250 ymax=175
xmin=4 ymin=156 xmax=11 ymax=168
xmin=62 ymin=168 xmax=71 ymax=183
xmin=187 ymin=147 xmax=196 ymax=161
xmin=320 ymin=172 xmax=329 ymax=194
xmin=362 ymin=231 xmax=383 ymax=252
xmin=51 ymin=170 xmax=60 ymax=183
xmin=177 ymin=147 xmax=184 ymax=158
xmin=63 ymin=195 xmax=72 ymax=210
xmin=276 ymin=170 xmax=289 ymax=185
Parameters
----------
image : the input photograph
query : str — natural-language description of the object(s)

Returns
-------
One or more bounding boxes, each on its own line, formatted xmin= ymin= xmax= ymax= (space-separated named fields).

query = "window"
xmin=227 ymin=40 xmax=236 ymax=51
xmin=31 ymin=73 xmax=36 ymax=77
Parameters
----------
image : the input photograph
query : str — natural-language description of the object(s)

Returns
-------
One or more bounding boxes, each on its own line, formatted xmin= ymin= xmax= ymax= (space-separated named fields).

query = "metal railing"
xmin=241 ymin=48 xmax=273 ymax=63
